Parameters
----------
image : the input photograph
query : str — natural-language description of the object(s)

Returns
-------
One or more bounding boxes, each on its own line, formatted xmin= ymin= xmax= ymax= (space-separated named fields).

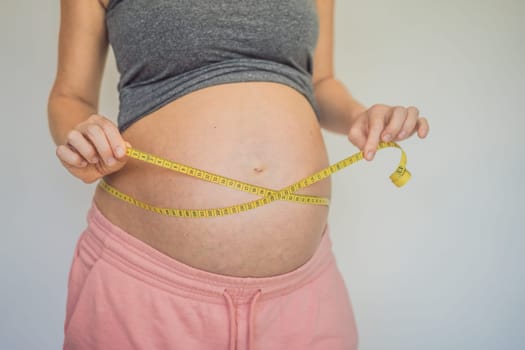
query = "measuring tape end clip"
xmin=390 ymin=168 xmax=411 ymax=188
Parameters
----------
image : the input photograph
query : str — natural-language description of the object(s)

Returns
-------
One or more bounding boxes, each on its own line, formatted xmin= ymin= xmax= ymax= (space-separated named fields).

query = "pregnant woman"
xmin=47 ymin=0 xmax=429 ymax=349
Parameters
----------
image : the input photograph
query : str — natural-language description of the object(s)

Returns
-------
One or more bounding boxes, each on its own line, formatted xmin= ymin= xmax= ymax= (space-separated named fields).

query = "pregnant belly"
xmin=93 ymin=81 xmax=332 ymax=277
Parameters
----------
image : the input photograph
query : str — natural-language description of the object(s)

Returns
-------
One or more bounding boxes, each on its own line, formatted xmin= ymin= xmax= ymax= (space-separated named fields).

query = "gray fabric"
xmin=105 ymin=0 xmax=321 ymax=132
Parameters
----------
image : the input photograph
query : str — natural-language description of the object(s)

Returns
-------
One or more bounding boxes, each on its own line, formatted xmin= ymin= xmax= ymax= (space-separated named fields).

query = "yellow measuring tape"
xmin=98 ymin=141 xmax=411 ymax=218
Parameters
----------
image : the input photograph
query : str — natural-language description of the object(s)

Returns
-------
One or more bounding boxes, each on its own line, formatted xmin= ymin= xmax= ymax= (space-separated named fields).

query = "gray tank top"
xmin=105 ymin=0 xmax=321 ymax=132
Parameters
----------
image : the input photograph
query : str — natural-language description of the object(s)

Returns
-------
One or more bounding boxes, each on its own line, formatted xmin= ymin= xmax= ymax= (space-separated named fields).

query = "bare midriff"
xmin=93 ymin=81 xmax=332 ymax=277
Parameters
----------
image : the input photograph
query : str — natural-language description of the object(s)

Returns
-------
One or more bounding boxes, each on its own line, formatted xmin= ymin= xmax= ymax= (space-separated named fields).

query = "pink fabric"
xmin=63 ymin=200 xmax=359 ymax=350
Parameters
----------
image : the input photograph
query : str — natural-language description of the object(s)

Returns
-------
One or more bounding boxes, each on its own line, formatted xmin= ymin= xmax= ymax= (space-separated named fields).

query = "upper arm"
xmin=312 ymin=0 xmax=335 ymax=87
xmin=49 ymin=0 xmax=109 ymax=108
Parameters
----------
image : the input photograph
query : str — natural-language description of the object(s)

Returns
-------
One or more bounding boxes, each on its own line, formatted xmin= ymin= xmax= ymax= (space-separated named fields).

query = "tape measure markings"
xmin=98 ymin=141 xmax=411 ymax=218
xmin=124 ymin=148 xmax=327 ymax=203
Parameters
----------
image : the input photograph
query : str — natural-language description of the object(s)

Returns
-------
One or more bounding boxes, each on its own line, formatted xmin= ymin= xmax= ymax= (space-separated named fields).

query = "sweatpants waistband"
xmin=81 ymin=200 xmax=335 ymax=305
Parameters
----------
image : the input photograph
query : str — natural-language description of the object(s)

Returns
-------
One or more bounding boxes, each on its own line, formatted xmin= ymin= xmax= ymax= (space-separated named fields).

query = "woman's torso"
xmin=93 ymin=82 xmax=332 ymax=277
xmin=94 ymin=0 xmax=331 ymax=278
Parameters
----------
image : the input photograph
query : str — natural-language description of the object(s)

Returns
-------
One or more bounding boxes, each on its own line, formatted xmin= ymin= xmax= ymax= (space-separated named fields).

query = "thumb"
xmin=347 ymin=118 xmax=368 ymax=151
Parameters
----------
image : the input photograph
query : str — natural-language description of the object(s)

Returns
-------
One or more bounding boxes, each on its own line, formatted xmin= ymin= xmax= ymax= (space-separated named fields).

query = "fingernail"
xmin=383 ymin=134 xmax=391 ymax=142
xmin=115 ymin=146 xmax=125 ymax=157
xmin=367 ymin=151 xmax=374 ymax=160
xmin=106 ymin=157 xmax=116 ymax=166
xmin=398 ymin=131 xmax=406 ymax=139
xmin=91 ymin=157 xmax=99 ymax=164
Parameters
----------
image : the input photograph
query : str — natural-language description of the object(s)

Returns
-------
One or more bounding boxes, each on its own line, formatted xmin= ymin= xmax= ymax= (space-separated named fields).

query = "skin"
xmin=48 ymin=0 xmax=429 ymax=277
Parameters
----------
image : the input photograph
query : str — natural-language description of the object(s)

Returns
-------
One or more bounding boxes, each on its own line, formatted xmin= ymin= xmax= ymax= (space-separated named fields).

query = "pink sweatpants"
xmin=63 ymin=201 xmax=359 ymax=350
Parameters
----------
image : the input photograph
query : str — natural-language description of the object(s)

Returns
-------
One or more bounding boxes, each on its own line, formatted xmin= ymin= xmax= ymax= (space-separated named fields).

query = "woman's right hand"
xmin=56 ymin=114 xmax=131 ymax=184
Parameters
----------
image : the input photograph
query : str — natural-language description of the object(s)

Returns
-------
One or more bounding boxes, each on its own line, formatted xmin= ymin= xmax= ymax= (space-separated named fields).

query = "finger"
xmin=396 ymin=108 xmax=419 ymax=141
xmin=347 ymin=117 xmax=369 ymax=151
xmin=56 ymin=144 xmax=88 ymax=168
xmin=417 ymin=117 xmax=430 ymax=138
xmin=364 ymin=109 xmax=389 ymax=161
xmin=382 ymin=106 xmax=409 ymax=142
xmin=79 ymin=123 xmax=116 ymax=166
xmin=65 ymin=129 xmax=99 ymax=164
xmin=95 ymin=118 xmax=127 ymax=159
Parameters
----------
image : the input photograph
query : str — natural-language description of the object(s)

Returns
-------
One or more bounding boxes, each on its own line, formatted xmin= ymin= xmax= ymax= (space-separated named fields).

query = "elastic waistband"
xmin=81 ymin=200 xmax=335 ymax=305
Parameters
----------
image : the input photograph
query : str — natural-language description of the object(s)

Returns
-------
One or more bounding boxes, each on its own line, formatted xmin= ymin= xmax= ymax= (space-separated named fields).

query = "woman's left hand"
xmin=347 ymin=104 xmax=429 ymax=161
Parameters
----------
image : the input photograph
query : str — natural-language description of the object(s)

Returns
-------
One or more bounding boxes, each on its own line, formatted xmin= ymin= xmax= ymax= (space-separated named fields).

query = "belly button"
xmin=253 ymin=167 xmax=264 ymax=174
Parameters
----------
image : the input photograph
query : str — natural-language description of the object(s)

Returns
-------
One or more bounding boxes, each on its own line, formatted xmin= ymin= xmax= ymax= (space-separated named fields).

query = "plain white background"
xmin=1 ymin=0 xmax=523 ymax=349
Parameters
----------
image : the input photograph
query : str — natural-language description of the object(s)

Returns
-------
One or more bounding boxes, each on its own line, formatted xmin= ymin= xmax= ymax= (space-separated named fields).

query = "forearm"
xmin=313 ymin=77 xmax=367 ymax=135
xmin=47 ymin=94 xmax=97 ymax=146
